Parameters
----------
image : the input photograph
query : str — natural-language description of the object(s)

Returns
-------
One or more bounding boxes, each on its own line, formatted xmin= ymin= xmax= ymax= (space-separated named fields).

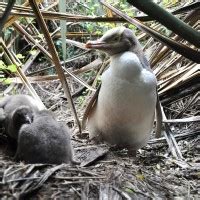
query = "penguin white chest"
xmin=88 ymin=52 xmax=157 ymax=148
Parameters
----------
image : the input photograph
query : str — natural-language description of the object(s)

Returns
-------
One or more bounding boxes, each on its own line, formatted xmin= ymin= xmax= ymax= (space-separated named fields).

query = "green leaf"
xmin=38 ymin=34 xmax=44 ymax=40
xmin=29 ymin=49 xmax=37 ymax=55
xmin=7 ymin=64 xmax=17 ymax=73
xmin=0 ymin=60 xmax=6 ymax=69
xmin=125 ymin=188 xmax=134 ymax=193
xmin=3 ymin=78 xmax=12 ymax=85
xmin=16 ymin=54 xmax=25 ymax=59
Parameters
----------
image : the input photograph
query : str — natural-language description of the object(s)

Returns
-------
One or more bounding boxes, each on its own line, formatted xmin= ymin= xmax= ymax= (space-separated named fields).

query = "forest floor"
xmin=0 ymin=80 xmax=199 ymax=200
xmin=0 ymin=0 xmax=199 ymax=198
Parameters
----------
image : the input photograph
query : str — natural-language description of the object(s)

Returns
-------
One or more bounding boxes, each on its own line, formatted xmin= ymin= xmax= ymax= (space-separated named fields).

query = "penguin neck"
xmin=12 ymin=119 xmax=25 ymax=136
xmin=120 ymin=45 xmax=151 ymax=71
xmin=110 ymin=51 xmax=143 ymax=81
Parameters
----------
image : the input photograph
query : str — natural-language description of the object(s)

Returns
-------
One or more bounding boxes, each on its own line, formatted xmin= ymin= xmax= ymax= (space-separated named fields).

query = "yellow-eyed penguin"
xmin=83 ymin=27 xmax=161 ymax=155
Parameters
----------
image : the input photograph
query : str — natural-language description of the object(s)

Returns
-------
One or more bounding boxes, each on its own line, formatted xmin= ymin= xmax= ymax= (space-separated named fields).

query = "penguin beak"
xmin=25 ymin=115 xmax=32 ymax=124
xmin=85 ymin=40 xmax=106 ymax=49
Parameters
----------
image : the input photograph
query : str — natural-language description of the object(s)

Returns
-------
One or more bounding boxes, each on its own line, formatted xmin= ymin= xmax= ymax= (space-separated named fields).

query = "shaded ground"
xmin=0 ymin=68 xmax=199 ymax=199
xmin=0 ymin=90 xmax=199 ymax=199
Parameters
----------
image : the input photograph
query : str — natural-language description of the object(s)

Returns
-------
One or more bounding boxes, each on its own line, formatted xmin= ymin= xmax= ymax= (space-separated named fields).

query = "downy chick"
xmin=15 ymin=110 xmax=76 ymax=164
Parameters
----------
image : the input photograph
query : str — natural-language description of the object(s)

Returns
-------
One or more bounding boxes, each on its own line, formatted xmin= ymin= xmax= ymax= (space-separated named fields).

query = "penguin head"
xmin=85 ymin=27 xmax=142 ymax=56
xmin=12 ymin=106 xmax=34 ymax=126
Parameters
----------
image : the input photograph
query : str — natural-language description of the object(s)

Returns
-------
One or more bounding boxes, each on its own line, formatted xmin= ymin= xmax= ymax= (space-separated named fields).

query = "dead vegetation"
xmin=0 ymin=0 xmax=199 ymax=199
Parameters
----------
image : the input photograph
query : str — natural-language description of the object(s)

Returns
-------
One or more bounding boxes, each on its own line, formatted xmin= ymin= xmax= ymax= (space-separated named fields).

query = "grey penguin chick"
xmin=15 ymin=110 xmax=75 ymax=164
xmin=84 ymin=27 xmax=158 ymax=155
xmin=0 ymin=94 xmax=42 ymax=139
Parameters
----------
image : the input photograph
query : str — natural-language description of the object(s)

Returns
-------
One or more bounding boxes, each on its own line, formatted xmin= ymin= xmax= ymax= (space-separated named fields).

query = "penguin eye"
xmin=113 ymin=37 xmax=119 ymax=42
